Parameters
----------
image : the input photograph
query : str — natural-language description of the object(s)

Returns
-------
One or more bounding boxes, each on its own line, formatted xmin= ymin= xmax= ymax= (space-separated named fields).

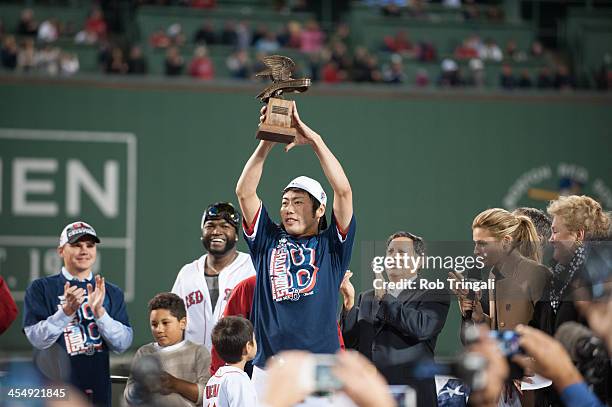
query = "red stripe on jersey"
xmin=243 ymin=205 xmax=262 ymax=236
xmin=335 ymin=215 xmax=349 ymax=239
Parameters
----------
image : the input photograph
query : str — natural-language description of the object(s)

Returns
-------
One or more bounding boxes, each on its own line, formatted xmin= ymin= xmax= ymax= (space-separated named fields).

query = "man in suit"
xmin=340 ymin=231 xmax=450 ymax=407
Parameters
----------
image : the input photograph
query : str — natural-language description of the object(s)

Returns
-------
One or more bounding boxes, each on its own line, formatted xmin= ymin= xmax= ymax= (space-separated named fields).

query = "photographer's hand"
xmin=467 ymin=325 xmax=509 ymax=407
xmin=512 ymin=325 xmax=583 ymax=393
xmin=333 ymin=350 xmax=395 ymax=407
xmin=262 ymin=351 xmax=312 ymax=407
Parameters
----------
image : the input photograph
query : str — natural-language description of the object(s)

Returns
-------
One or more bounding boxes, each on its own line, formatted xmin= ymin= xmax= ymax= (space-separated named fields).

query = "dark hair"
xmin=513 ymin=207 xmax=552 ymax=242
xmin=148 ymin=292 xmax=186 ymax=321
xmin=282 ymin=187 xmax=327 ymax=231
xmin=212 ymin=316 xmax=254 ymax=364
xmin=386 ymin=231 xmax=426 ymax=256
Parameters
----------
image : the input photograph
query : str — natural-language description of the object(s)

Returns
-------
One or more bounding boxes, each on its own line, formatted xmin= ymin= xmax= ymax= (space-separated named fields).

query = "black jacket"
xmin=340 ymin=286 xmax=450 ymax=407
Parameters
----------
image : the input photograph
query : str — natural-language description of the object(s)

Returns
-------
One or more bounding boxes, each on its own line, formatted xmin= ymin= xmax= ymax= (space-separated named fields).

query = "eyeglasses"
xmin=205 ymin=202 xmax=241 ymax=225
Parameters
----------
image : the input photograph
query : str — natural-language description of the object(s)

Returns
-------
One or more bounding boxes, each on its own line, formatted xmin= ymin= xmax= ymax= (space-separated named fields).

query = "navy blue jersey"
xmin=244 ymin=204 xmax=356 ymax=367
xmin=23 ymin=273 xmax=130 ymax=406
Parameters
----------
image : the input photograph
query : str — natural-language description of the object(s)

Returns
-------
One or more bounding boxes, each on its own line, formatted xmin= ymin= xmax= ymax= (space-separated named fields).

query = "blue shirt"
xmin=244 ymin=204 xmax=356 ymax=367
xmin=560 ymin=382 xmax=605 ymax=407
xmin=23 ymin=270 xmax=132 ymax=406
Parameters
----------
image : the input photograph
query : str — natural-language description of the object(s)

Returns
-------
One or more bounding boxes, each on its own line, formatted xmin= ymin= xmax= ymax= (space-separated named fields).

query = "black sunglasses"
xmin=205 ymin=203 xmax=240 ymax=225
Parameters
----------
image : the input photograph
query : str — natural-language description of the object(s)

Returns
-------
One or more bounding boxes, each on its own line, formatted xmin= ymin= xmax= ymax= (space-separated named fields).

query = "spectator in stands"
xmin=165 ymin=46 xmax=184 ymax=76
xmin=416 ymin=41 xmax=436 ymax=62
xmin=124 ymin=293 xmax=211 ymax=406
xmin=17 ymin=8 xmax=38 ymax=37
xmin=463 ymin=0 xmax=480 ymax=21
xmin=277 ymin=21 xmax=302 ymax=49
xmin=167 ymin=23 xmax=186 ymax=47
xmin=383 ymin=31 xmax=414 ymax=56
xmin=517 ymin=69 xmax=533 ymax=89
xmin=0 ymin=276 xmax=18 ymax=335
xmin=251 ymin=24 xmax=268 ymax=47
xmin=150 ymin=27 xmax=171 ymax=49
xmin=454 ymin=35 xmax=481 ymax=60
xmin=321 ymin=59 xmax=344 ymax=84
xmin=2 ymin=36 xmax=18 ymax=70
xmin=554 ymin=64 xmax=574 ymax=91
xmin=127 ymin=46 xmax=147 ymax=74
xmin=382 ymin=53 xmax=404 ymax=84
xmin=479 ymin=38 xmax=503 ymax=62
xmin=189 ymin=0 xmax=216 ymax=9
xmin=59 ymin=52 xmax=79 ymax=76
xmin=505 ymin=39 xmax=527 ymax=62
xmin=486 ymin=6 xmax=505 ymax=22
xmin=415 ymin=68 xmax=430 ymax=87
xmin=373 ymin=0 xmax=405 ymax=17
xmin=330 ymin=41 xmax=352 ymax=73
xmin=531 ymin=40 xmax=544 ymax=58
xmin=235 ymin=21 xmax=251 ymax=50
xmin=594 ymin=55 xmax=612 ymax=91
xmin=438 ymin=58 xmax=463 ymax=87
xmin=466 ymin=58 xmax=485 ymax=88
xmin=255 ymin=31 xmax=280 ymax=54
xmin=351 ymin=46 xmax=372 ymax=82
xmin=38 ymin=18 xmax=59 ymax=43
xmin=189 ymin=45 xmax=214 ymax=80
xmin=443 ymin=0 xmax=461 ymax=8
xmin=220 ymin=21 xmax=238 ymax=47
xmin=300 ymin=19 xmax=325 ymax=54
xmin=300 ymin=53 xmax=317 ymax=83
xmin=330 ymin=22 xmax=351 ymax=48
xmin=227 ymin=49 xmax=251 ymax=79
xmin=17 ymin=38 xmax=37 ymax=72
xmin=193 ymin=21 xmax=217 ymax=45
xmin=537 ymin=66 xmax=554 ymax=89
xmin=105 ymin=47 xmax=128 ymax=74
xmin=84 ymin=8 xmax=107 ymax=43
xmin=37 ymin=44 xmax=60 ymax=75
xmin=499 ymin=63 xmax=516 ymax=89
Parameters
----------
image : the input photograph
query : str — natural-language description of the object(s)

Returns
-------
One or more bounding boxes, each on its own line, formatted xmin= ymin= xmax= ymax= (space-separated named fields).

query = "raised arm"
xmin=289 ymin=103 xmax=353 ymax=230
xmin=236 ymin=139 xmax=275 ymax=227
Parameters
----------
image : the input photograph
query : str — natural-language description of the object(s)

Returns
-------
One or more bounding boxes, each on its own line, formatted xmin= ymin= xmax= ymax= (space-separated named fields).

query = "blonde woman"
xmin=531 ymin=195 xmax=610 ymax=407
xmin=455 ymin=208 xmax=552 ymax=331
xmin=451 ymin=209 xmax=552 ymax=407
xmin=533 ymin=195 xmax=610 ymax=334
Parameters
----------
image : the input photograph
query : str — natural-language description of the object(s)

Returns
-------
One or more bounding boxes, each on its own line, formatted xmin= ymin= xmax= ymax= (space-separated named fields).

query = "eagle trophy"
xmin=255 ymin=55 xmax=311 ymax=102
xmin=254 ymin=55 xmax=311 ymax=144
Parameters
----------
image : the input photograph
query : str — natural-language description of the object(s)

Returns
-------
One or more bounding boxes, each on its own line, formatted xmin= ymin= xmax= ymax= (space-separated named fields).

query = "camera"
xmin=310 ymin=354 xmax=343 ymax=394
xmin=555 ymin=322 xmax=609 ymax=385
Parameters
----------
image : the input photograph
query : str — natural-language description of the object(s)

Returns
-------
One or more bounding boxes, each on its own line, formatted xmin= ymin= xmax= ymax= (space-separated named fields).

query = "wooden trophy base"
xmin=256 ymin=98 xmax=296 ymax=144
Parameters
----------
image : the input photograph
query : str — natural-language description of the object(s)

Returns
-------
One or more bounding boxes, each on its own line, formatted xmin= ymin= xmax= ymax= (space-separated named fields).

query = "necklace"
xmin=206 ymin=252 xmax=239 ymax=275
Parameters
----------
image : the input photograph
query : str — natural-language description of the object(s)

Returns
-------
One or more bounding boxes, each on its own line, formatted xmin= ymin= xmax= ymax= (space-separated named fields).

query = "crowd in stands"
xmin=1 ymin=3 xmax=611 ymax=91
xmin=365 ymin=0 xmax=506 ymax=22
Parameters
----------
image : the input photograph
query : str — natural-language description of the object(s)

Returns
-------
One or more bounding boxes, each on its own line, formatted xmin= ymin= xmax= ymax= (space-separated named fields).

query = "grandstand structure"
xmin=0 ymin=0 xmax=611 ymax=90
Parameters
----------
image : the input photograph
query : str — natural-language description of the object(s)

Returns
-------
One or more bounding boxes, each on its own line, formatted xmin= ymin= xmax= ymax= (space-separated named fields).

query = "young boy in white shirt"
xmin=205 ymin=316 xmax=257 ymax=407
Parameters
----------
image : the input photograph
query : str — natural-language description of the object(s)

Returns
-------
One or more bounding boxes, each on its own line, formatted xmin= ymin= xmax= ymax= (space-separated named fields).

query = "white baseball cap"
xmin=59 ymin=221 xmax=100 ymax=247
xmin=284 ymin=176 xmax=327 ymax=206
